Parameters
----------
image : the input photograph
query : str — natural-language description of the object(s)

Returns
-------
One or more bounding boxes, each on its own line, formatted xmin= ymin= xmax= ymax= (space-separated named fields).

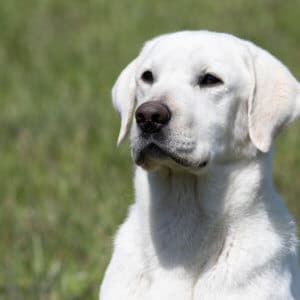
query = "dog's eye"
xmin=141 ymin=70 xmax=154 ymax=84
xmin=198 ymin=74 xmax=223 ymax=87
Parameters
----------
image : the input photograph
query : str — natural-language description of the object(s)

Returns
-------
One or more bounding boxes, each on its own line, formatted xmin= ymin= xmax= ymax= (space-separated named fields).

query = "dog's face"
xmin=130 ymin=32 xmax=252 ymax=172
xmin=112 ymin=31 xmax=300 ymax=173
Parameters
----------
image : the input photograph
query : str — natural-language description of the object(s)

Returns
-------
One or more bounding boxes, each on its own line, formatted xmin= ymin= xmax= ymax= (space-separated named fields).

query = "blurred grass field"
xmin=1 ymin=0 xmax=300 ymax=299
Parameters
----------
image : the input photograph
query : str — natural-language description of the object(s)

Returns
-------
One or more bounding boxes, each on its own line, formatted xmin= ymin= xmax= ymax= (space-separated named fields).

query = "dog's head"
xmin=112 ymin=31 xmax=300 ymax=173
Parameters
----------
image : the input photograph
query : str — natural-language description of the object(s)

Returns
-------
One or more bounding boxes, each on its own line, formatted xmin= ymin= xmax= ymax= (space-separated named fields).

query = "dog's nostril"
xmin=136 ymin=112 xmax=145 ymax=123
xmin=151 ymin=113 xmax=160 ymax=123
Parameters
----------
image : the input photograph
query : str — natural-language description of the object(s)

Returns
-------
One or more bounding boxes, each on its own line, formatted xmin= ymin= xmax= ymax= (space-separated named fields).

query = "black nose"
xmin=135 ymin=101 xmax=171 ymax=133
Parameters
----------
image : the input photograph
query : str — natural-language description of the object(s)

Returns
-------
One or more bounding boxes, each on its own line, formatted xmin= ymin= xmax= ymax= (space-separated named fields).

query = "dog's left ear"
xmin=112 ymin=59 xmax=137 ymax=145
xmin=246 ymin=42 xmax=300 ymax=153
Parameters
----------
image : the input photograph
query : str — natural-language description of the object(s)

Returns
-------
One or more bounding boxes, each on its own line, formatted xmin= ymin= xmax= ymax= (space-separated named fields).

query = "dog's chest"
xmin=137 ymin=253 xmax=233 ymax=300
xmin=136 ymin=173 xmax=229 ymax=299
xmin=141 ymin=270 xmax=194 ymax=300
xmin=139 ymin=211 xmax=228 ymax=300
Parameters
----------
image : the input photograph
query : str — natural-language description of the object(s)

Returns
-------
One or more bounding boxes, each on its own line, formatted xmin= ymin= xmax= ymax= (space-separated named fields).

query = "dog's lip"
xmin=135 ymin=143 xmax=163 ymax=165
xmin=135 ymin=143 xmax=209 ymax=169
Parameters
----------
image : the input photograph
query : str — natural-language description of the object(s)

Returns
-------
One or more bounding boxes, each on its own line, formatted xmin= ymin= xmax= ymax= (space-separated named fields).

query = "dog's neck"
xmin=136 ymin=152 xmax=275 ymax=219
xmin=134 ymin=152 xmax=290 ymax=270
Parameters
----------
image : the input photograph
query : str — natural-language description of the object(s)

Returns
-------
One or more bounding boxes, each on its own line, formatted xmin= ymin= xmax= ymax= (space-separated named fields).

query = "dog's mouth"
xmin=135 ymin=143 xmax=209 ymax=169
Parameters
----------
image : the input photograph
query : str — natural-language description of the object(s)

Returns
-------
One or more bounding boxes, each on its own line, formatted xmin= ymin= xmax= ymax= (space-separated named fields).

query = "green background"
xmin=1 ymin=0 xmax=300 ymax=299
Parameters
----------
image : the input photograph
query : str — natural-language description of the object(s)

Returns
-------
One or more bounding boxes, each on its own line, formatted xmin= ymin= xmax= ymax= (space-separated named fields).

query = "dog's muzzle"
xmin=133 ymin=101 xmax=209 ymax=170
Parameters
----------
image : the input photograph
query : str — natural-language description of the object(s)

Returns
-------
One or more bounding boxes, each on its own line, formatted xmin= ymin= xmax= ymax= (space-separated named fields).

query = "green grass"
xmin=0 ymin=0 xmax=300 ymax=299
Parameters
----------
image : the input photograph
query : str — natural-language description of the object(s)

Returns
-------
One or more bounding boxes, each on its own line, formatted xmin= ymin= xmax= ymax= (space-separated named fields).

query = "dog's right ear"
xmin=112 ymin=59 xmax=137 ymax=145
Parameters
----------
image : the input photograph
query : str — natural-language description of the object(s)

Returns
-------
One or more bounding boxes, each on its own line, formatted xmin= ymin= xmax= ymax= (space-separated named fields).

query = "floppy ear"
xmin=246 ymin=42 xmax=300 ymax=152
xmin=112 ymin=59 xmax=137 ymax=145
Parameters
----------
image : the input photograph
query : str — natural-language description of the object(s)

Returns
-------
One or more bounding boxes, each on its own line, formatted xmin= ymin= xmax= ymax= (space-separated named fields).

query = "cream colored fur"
xmin=100 ymin=31 xmax=300 ymax=300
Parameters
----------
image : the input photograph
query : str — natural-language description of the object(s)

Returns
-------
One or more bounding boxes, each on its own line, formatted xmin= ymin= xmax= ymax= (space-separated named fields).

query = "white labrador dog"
xmin=100 ymin=31 xmax=300 ymax=300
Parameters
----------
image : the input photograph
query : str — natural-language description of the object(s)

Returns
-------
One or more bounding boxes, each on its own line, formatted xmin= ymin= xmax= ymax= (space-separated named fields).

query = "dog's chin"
xmin=133 ymin=143 xmax=209 ymax=172
xmin=134 ymin=144 xmax=169 ymax=169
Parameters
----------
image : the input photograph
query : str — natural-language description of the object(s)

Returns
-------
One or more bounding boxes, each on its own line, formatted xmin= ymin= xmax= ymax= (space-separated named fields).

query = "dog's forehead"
xmin=139 ymin=31 xmax=246 ymax=69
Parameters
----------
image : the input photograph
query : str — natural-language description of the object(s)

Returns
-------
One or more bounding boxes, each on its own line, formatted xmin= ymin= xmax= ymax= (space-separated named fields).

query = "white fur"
xmin=100 ymin=31 xmax=300 ymax=299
